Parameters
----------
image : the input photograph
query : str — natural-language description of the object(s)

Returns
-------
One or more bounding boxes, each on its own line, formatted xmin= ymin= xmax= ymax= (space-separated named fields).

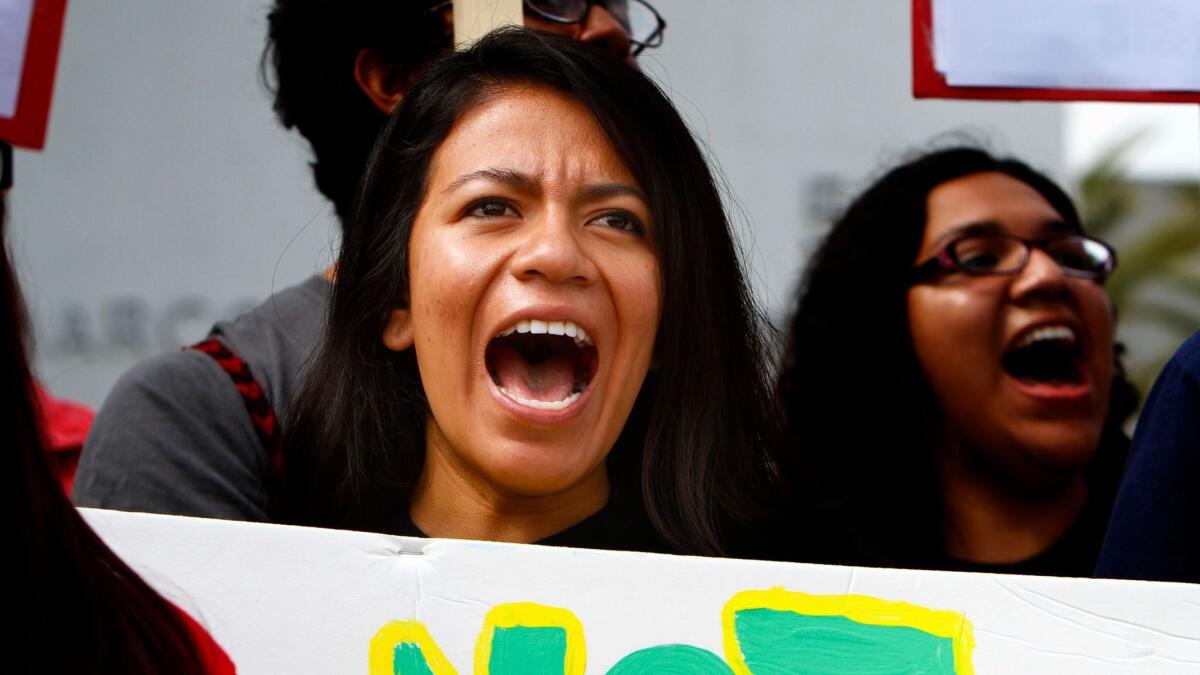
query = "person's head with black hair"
xmin=263 ymin=0 xmax=660 ymax=227
xmin=3 ymin=198 xmax=230 ymax=670
xmin=284 ymin=27 xmax=778 ymax=556
xmin=776 ymin=145 xmax=1137 ymax=569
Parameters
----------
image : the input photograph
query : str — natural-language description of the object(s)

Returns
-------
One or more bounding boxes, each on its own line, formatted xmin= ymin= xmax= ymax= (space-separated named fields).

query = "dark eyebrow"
xmin=442 ymin=168 xmax=536 ymax=195
xmin=578 ymin=182 xmax=648 ymax=204
xmin=442 ymin=170 xmax=647 ymax=205
xmin=929 ymin=218 xmax=1075 ymax=250
xmin=929 ymin=221 xmax=1004 ymax=250
xmin=1041 ymin=219 xmax=1078 ymax=235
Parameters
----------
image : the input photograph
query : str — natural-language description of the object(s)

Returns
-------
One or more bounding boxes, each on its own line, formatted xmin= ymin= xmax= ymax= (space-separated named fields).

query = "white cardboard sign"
xmin=83 ymin=508 xmax=1200 ymax=674
xmin=933 ymin=0 xmax=1200 ymax=91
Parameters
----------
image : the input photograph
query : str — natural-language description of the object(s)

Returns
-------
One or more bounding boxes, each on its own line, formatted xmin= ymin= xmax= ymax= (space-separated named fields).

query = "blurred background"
xmin=9 ymin=0 xmax=1199 ymax=407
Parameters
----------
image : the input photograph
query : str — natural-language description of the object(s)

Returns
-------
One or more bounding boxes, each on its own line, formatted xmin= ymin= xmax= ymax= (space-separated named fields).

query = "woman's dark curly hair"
xmin=775 ymin=146 xmax=1138 ymax=567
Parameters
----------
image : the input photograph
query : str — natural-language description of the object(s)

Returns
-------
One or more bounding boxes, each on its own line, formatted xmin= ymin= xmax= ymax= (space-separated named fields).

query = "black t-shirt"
xmin=935 ymin=490 xmax=1113 ymax=577
xmin=931 ymin=439 xmax=1126 ymax=577
xmin=780 ymin=435 xmax=1127 ymax=575
xmin=392 ymin=488 xmax=671 ymax=554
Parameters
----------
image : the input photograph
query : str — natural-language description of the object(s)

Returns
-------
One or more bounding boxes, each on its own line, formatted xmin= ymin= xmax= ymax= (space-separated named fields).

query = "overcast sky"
xmin=1065 ymin=103 xmax=1200 ymax=181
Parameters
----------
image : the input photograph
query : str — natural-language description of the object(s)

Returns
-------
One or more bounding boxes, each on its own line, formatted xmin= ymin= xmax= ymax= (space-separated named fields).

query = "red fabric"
xmin=177 ymin=608 xmax=238 ymax=674
xmin=33 ymin=382 xmax=95 ymax=494
xmin=188 ymin=339 xmax=284 ymax=476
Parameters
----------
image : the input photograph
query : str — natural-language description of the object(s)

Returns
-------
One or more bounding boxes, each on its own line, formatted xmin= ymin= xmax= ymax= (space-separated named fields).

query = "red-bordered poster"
xmin=0 ymin=0 xmax=68 ymax=150
xmin=912 ymin=0 xmax=1200 ymax=104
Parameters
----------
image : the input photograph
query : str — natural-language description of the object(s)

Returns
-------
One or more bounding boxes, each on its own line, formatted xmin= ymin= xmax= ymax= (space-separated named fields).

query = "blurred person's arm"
xmin=1095 ymin=331 xmax=1200 ymax=583
xmin=73 ymin=349 xmax=270 ymax=521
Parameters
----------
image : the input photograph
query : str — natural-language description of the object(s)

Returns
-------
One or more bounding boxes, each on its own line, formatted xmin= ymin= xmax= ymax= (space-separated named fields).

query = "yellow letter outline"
xmin=473 ymin=602 xmax=586 ymax=675
xmin=370 ymin=619 xmax=459 ymax=675
xmin=721 ymin=587 xmax=975 ymax=675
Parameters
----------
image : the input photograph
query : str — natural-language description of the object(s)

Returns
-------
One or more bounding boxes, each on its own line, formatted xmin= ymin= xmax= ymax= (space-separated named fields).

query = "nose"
xmin=1009 ymin=247 xmax=1071 ymax=304
xmin=577 ymin=6 xmax=634 ymax=61
xmin=510 ymin=213 xmax=597 ymax=286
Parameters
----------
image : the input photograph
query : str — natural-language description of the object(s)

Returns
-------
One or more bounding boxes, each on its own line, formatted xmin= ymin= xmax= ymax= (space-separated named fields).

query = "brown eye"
xmin=591 ymin=211 xmax=645 ymax=234
xmin=467 ymin=199 xmax=519 ymax=218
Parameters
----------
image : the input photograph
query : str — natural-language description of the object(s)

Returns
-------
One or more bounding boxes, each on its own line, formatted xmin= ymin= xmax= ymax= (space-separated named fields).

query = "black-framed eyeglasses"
xmin=429 ymin=0 xmax=667 ymax=55
xmin=911 ymin=233 xmax=1117 ymax=284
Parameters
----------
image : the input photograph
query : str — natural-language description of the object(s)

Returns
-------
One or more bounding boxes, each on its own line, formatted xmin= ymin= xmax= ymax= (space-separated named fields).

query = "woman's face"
xmin=385 ymin=85 xmax=661 ymax=500
xmin=906 ymin=172 xmax=1114 ymax=485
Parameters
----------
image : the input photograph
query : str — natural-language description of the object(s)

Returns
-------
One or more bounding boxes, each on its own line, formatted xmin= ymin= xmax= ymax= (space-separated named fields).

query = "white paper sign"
xmin=934 ymin=0 xmax=1200 ymax=91
xmin=83 ymin=508 xmax=1200 ymax=674
xmin=0 ymin=0 xmax=35 ymax=119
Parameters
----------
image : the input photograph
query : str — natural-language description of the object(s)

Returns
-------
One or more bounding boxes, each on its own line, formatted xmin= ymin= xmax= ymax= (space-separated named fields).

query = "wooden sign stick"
xmin=453 ymin=0 xmax=523 ymax=49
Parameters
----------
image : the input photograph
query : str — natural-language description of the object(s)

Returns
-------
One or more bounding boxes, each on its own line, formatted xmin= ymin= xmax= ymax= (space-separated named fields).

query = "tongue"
xmin=490 ymin=343 xmax=577 ymax=402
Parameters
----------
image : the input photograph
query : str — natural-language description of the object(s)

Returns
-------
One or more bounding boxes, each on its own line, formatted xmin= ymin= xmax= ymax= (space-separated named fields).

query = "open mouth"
xmin=485 ymin=319 xmax=599 ymax=411
xmin=1001 ymin=325 xmax=1085 ymax=387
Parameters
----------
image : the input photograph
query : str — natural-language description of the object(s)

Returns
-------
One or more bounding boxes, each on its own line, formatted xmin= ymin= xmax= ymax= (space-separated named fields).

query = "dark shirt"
xmin=393 ymin=490 xmax=670 ymax=554
xmin=74 ymin=275 xmax=330 ymax=519
xmin=937 ymin=489 xmax=1113 ymax=577
xmin=791 ymin=442 xmax=1126 ymax=576
xmin=1095 ymin=330 xmax=1200 ymax=583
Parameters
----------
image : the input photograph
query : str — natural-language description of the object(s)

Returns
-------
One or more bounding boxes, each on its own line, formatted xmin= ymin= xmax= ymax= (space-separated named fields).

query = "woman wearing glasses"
xmin=776 ymin=146 xmax=1137 ymax=575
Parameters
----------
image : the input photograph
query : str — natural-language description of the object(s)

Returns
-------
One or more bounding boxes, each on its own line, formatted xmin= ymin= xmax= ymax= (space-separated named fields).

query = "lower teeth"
xmin=499 ymin=387 xmax=581 ymax=411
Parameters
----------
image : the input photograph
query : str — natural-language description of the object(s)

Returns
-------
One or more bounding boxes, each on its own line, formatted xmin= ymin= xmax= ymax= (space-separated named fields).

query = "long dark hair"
xmin=5 ymin=196 xmax=213 ymax=671
xmin=284 ymin=28 xmax=780 ymax=555
xmin=775 ymin=146 xmax=1138 ymax=566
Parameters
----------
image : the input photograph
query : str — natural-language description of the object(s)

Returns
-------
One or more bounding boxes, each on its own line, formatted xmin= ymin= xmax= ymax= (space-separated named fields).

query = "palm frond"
xmin=1106 ymin=214 xmax=1200 ymax=309
xmin=1078 ymin=129 xmax=1149 ymax=237
xmin=1074 ymin=131 xmax=1200 ymax=398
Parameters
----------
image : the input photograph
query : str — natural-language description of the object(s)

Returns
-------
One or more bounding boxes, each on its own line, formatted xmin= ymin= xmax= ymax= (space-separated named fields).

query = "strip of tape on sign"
xmin=453 ymin=0 xmax=523 ymax=49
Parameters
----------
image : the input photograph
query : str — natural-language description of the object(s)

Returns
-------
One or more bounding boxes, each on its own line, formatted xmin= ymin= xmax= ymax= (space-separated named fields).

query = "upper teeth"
xmin=1017 ymin=325 xmax=1076 ymax=349
xmin=498 ymin=319 xmax=591 ymax=346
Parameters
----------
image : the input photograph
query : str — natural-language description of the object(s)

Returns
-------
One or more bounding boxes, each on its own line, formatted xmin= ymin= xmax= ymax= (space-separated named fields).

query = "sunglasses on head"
xmin=429 ymin=0 xmax=666 ymax=55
